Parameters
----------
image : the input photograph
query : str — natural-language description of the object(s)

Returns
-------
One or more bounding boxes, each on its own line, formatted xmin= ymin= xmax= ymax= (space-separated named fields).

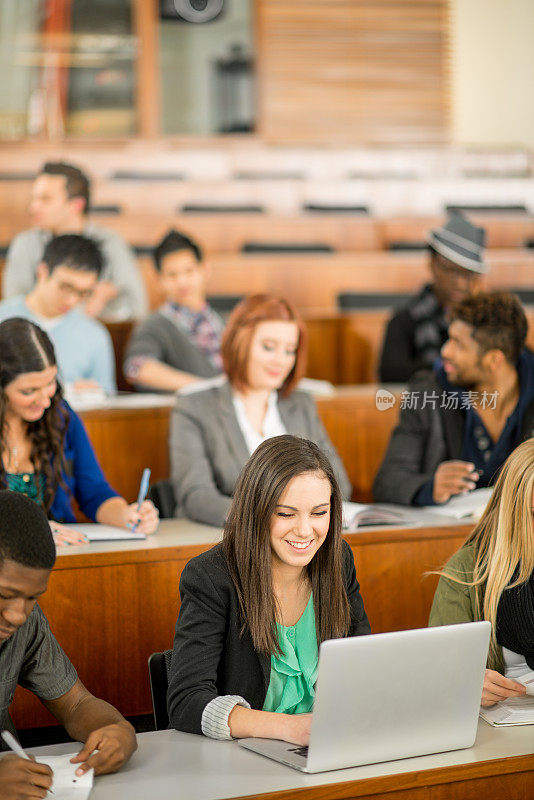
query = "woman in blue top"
xmin=0 ymin=317 xmax=159 ymax=545
xmin=167 ymin=434 xmax=370 ymax=746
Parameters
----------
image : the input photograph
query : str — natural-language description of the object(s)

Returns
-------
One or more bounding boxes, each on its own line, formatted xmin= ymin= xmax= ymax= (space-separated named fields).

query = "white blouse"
xmin=232 ymin=391 xmax=287 ymax=455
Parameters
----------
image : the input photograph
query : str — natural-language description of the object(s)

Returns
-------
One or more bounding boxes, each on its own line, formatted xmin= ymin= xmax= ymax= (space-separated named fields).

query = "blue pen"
xmin=132 ymin=468 xmax=151 ymax=533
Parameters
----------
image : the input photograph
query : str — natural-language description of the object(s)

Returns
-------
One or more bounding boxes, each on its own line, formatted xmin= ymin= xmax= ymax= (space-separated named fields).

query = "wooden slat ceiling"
xmin=257 ymin=0 xmax=449 ymax=146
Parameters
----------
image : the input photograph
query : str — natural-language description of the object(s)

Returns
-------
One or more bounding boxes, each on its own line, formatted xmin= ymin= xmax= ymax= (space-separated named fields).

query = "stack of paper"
xmin=480 ymin=671 xmax=534 ymax=726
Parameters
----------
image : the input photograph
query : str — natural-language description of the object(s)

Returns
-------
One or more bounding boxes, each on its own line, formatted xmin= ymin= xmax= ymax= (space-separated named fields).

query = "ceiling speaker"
xmin=160 ymin=0 xmax=225 ymax=23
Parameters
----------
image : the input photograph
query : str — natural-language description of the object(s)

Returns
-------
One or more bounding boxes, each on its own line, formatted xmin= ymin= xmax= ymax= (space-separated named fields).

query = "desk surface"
xmin=31 ymin=721 xmax=534 ymax=800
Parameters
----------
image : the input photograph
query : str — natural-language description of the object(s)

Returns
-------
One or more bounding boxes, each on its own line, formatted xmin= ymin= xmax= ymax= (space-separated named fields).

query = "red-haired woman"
xmin=170 ymin=294 xmax=351 ymax=526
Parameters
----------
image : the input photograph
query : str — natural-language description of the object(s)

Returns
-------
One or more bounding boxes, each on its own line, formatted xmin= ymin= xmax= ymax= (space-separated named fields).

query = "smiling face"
xmin=159 ymin=249 xmax=207 ymax=311
xmin=4 ymin=366 xmax=58 ymax=423
xmin=0 ymin=558 xmax=49 ymax=642
xmin=246 ymin=320 xmax=299 ymax=392
xmin=440 ymin=319 xmax=487 ymax=387
xmin=269 ymin=471 xmax=331 ymax=575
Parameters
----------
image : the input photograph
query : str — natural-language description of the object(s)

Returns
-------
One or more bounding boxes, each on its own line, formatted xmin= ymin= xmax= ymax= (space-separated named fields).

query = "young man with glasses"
xmin=0 ymin=234 xmax=116 ymax=393
xmin=379 ymin=214 xmax=487 ymax=383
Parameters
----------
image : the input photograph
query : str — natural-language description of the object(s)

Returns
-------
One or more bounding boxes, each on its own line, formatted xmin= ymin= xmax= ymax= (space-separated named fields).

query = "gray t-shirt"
xmin=0 ymin=604 xmax=77 ymax=748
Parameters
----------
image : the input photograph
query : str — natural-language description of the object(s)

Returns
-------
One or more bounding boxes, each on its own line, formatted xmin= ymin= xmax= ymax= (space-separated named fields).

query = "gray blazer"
xmin=170 ymin=378 xmax=352 ymax=526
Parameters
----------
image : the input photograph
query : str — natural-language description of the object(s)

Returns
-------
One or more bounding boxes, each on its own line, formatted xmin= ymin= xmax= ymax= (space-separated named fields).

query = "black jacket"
xmin=167 ymin=540 xmax=370 ymax=734
xmin=373 ymin=355 xmax=534 ymax=505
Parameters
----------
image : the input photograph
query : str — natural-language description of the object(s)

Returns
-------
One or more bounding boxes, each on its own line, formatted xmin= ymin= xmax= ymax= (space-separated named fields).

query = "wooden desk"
xmin=31 ymin=724 xmax=534 ymax=800
xmin=77 ymin=388 xmax=401 ymax=505
xmin=11 ymin=515 xmax=470 ymax=730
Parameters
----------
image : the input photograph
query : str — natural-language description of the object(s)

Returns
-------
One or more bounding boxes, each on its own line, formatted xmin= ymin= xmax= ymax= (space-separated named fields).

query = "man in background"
xmin=374 ymin=291 xmax=534 ymax=506
xmin=0 ymin=234 xmax=116 ymax=393
xmin=3 ymin=161 xmax=146 ymax=320
xmin=124 ymin=229 xmax=223 ymax=392
xmin=379 ymin=214 xmax=487 ymax=383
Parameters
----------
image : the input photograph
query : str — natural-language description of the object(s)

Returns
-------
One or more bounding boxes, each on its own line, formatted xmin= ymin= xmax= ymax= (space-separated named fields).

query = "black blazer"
xmin=167 ymin=540 xmax=371 ymax=734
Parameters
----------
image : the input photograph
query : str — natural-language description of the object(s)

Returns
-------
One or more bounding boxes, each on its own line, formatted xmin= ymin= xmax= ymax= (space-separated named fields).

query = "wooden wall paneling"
xmin=132 ymin=0 xmax=160 ymax=138
xmin=303 ymin=316 xmax=343 ymax=384
xmin=11 ymin=544 xmax=206 ymax=729
xmin=339 ymin=310 xmax=391 ymax=384
xmin=257 ymin=0 xmax=449 ymax=145
xmin=347 ymin=527 xmax=469 ymax=633
xmin=81 ymin=406 xmax=172 ymax=502
xmin=316 ymin=390 xmax=401 ymax=502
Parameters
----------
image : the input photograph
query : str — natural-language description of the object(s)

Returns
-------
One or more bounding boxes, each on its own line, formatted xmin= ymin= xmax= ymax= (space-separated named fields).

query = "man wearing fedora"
xmin=379 ymin=214 xmax=487 ymax=383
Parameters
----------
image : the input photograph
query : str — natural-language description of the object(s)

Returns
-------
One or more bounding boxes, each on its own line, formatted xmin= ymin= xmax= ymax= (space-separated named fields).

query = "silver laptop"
xmin=239 ymin=621 xmax=490 ymax=773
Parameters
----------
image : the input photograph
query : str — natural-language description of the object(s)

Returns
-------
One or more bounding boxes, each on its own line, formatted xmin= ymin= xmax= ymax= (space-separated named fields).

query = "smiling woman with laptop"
xmin=167 ymin=434 xmax=370 ymax=746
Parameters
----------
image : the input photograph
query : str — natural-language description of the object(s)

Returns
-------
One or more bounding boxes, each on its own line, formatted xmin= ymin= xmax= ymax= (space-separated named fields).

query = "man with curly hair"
xmin=374 ymin=291 xmax=534 ymax=506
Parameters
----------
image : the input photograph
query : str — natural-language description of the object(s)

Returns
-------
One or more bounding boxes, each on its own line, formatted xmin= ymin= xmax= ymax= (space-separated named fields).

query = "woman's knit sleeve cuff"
xmin=201 ymin=695 xmax=251 ymax=740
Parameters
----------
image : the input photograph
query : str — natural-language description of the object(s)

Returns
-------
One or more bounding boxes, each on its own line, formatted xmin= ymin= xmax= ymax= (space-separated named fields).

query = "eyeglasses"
xmin=55 ymin=280 xmax=94 ymax=301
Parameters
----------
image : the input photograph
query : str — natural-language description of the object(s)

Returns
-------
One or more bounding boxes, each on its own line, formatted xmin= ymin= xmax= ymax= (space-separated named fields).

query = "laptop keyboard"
xmin=287 ymin=746 xmax=308 ymax=759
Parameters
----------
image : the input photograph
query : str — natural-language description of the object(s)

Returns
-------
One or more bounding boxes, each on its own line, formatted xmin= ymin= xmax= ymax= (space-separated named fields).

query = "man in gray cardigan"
xmin=124 ymin=229 xmax=224 ymax=392
xmin=3 ymin=162 xmax=146 ymax=320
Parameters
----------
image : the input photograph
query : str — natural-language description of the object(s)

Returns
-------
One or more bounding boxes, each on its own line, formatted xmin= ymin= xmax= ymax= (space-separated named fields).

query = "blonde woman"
xmin=429 ymin=438 xmax=534 ymax=707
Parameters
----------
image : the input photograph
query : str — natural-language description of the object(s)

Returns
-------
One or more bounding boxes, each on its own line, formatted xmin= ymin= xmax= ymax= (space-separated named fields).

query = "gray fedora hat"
xmin=427 ymin=213 xmax=488 ymax=274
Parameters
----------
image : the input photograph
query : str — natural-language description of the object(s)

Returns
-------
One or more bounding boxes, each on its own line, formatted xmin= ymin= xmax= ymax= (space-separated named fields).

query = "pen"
xmin=131 ymin=468 xmax=151 ymax=533
xmin=1 ymin=730 xmax=54 ymax=793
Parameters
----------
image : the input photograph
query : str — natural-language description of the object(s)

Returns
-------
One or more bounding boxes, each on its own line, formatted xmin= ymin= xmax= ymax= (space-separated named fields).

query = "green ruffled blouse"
xmin=262 ymin=593 xmax=318 ymax=714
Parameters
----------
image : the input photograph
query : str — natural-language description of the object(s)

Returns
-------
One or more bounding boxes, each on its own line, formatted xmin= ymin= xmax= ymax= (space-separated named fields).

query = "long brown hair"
xmin=223 ymin=434 xmax=351 ymax=655
xmin=221 ymin=294 xmax=307 ymax=397
xmin=436 ymin=439 xmax=534 ymax=663
xmin=0 ymin=318 xmax=70 ymax=513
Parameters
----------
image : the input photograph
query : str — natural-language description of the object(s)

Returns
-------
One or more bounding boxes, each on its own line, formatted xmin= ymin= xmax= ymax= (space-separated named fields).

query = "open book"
xmin=480 ymin=671 xmax=534 ymax=726
xmin=342 ymin=502 xmax=413 ymax=530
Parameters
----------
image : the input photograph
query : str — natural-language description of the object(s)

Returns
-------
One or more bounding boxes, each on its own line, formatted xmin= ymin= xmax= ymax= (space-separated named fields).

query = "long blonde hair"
xmin=440 ymin=439 xmax=534 ymax=662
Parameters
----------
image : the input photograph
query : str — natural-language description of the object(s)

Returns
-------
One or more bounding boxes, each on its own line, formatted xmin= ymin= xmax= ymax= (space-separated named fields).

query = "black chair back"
xmin=147 ymin=480 xmax=176 ymax=519
xmin=148 ymin=650 xmax=173 ymax=730
xmin=337 ymin=291 xmax=408 ymax=310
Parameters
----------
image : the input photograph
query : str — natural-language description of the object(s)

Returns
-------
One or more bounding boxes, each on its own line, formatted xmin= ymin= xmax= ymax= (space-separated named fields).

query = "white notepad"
xmin=35 ymin=754 xmax=93 ymax=799
xmin=480 ymin=671 xmax=534 ymax=726
xmin=69 ymin=523 xmax=146 ymax=541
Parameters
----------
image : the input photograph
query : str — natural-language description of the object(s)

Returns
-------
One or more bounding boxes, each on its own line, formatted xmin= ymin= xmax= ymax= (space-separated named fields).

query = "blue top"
xmin=51 ymin=402 xmax=119 ymax=522
xmin=0 ymin=297 xmax=116 ymax=393
xmin=4 ymin=401 xmax=119 ymax=523
xmin=262 ymin=594 xmax=318 ymax=714
xmin=414 ymin=349 xmax=534 ymax=505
